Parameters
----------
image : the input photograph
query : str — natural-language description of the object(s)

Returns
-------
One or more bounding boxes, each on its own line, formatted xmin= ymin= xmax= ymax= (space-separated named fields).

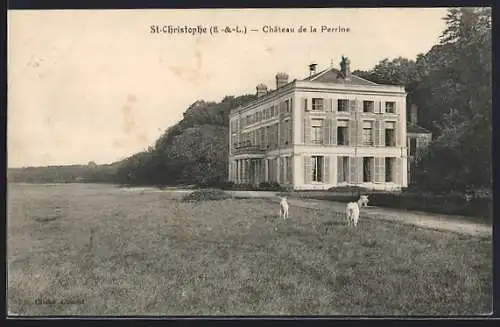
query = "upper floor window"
xmin=284 ymin=99 xmax=291 ymax=113
xmin=363 ymin=101 xmax=374 ymax=113
xmin=337 ymin=120 xmax=349 ymax=145
xmin=409 ymin=138 xmax=417 ymax=156
xmin=385 ymin=101 xmax=396 ymax=114
xmin=385 ymin=121 xmax=396 ymax=146
xmin=338 ymin=99 xmax=349 ymax=112
xmin=312 ymin=98 xmax=324 ymax=111
xmin=311 ymin=119 xmax=323 ymax=144
xmin=362 ymin=121 xmax=374 ymax=146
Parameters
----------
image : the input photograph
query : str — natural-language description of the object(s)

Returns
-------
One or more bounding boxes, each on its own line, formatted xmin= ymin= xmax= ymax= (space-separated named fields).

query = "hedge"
xmin=290 ymin=191 xmax=492 ymax=221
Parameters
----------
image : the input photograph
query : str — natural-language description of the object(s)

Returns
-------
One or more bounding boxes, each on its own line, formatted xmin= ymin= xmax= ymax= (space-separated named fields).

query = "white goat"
xmin=280 ymin=196 xmax=289 ymax=220
xmin=359 ymin=195 xmax=370 ymax=207
xmin=346 ymin=195 xmax=368 ymax=227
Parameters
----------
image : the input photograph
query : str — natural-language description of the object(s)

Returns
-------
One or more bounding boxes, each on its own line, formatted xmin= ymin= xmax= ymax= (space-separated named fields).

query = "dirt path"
xmin=281 ymin=197 xmax=491 ymax=238
xmin=124 ymin=188 xmax=491 ymax=237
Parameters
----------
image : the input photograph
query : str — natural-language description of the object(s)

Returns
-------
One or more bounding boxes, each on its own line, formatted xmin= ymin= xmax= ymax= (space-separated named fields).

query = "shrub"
xmin=258 ymin=182 xmax=285 ymax=191
xmin=366 ymin=192 xmax=492 ymax=220
xmin=217 ymin=181 xmax=235 ymax=190
xmin=181 ymin=189 xmax=232 ymax=202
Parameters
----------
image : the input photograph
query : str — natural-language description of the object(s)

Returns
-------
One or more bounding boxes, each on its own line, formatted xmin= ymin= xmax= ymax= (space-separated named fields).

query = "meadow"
xmin=7 ymin=183 xmax=492 ymax=316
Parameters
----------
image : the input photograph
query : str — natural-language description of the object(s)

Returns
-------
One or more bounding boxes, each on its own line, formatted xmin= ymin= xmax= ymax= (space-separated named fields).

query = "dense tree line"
xmin=10 ymin=9 xmax=491 ymax=195
xmin=7 ymin=163 xmax=118 ymax=184
xmin=113 ymin=95 xmax=256 ymax=186
xmin=354 ymin=8 xmax=491 ymax=193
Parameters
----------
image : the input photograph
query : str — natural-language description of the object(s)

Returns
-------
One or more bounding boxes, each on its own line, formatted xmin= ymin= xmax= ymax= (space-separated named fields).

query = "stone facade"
xmin=228 ymin=58 xmax=409 ymax=191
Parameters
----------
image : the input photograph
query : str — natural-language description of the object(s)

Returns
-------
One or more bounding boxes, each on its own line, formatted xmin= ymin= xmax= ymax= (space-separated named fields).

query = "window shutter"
xmin=357 ymin=119 xmax=363 ymax=146
xmin=349 ymin=99 xmax=357 ymax=113
xmin=337 ymin=156 xmax=343 ymax=183
xmin=395 ymin=121 xmax=401 ymax=147
xmin=349 ymin=157 xmax=357 ymax=184
xmin=373 ymin=157 xmax=379 ymax=182
xmin=304 ymin=156 xmax=312 ymax=184
xmin=331 ymin=98 xmax=337 ymax=112
xmin=324 ymin=156 xmax=330 ymax=183
xmin=381 ymin=157 xmax=386 ymax=183
xmin=357 ymin=157 xmax=364 ymax=183
xmin=331 ymin=119 xmax=337 ymax=145
xmin=394 ymin=158 xmax=401 ymax=184
xmin=275 ymin=124 xmax=279 ymax=148
xmin=279 ymin=157 xmax=284 ymax=183
xmin=304 ymin=118 xmax=311 ymax=144
xmin=348 ymin=119 xmax=356 ymax=146
xmin=379 ymin=101 xmax=385 ymax=114
xmin=374 ymin=119 xmax=380 ymax=146
xmin=303 ymin=98 xmax=309 ymax=112
xmin=279 ymin=121 xmax=284 ymax=146
xmin=374 ymin=157 xmax=381 ymax=183
xmin=325 ymin=98 xmax=332 ymax=112
xmin=324 ymin=119 xmax=331 ymax=145
xmin=380 ymin=119 xmax=386 ymax=146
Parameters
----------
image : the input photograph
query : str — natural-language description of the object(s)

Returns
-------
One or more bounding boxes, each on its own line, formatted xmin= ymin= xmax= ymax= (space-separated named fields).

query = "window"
xmin=274 ymin=123 xmax=279 ymax=145
xmin=385 ymin=122 xmax=395 ymax=146
xmin=284 ymin=120 xmax=291 ymax=144
xmin=362 ymin=121 xmax=374 ymax=146
xmin=312 ymin=156 xmax=324 ymax=182
xmin=312 ymin=98 xmax=324 ymax=111
xmin=385 ymin=101 xmax=396 ymax=114
xmin=284 ymin=100 xmax=290 ymax=113
xmin=409 ymin=138 xmax=417 ymax=156
xmin=385 ymin=157 xmax=394 ymax=182
xmin=266 ymin=126 xmax=270 ymax=148
xmin=337 ymin=120 xmax=349 ymax=145
xmin=286 ymin=156 xmax=292 ymax=184
xmin=338 ymin=99 xmax=349 ymax=112
xmin=363 ymin=157 xmax=374 ymax=182
xmin=311 ymin=119 xmax=323 ymax=144
xmin=338 ymin=156 xmax=349 ymax=182
xmin=260 ymin=128 xmax=265 ymax=146
xmin=363 ymin=101 xmax=374 ymax=113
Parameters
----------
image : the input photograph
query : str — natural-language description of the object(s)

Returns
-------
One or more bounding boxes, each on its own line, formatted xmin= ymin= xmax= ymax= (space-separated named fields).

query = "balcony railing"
xmin=232 ymin=143 xmax=267 ymax=155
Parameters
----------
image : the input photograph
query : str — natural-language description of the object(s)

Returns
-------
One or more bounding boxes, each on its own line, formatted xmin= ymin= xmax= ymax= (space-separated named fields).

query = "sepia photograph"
xmin=7 ymin=7 xmax=492 ymax=316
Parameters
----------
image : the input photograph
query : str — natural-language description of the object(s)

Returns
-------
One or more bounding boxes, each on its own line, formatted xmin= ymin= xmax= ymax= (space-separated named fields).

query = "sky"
xmin=8 ymin=8 xmax=448 ymax=168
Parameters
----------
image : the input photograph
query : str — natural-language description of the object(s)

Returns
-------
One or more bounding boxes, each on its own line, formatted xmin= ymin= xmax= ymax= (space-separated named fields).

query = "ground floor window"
xmin=312 ymin=156 xmax=324 ymax=182
xmin=338 ymin=156 xmax=349 ymax=183
xmin=385 ymin=157 xmax=395 ymax=182
xmin=363 ymin=157 xmax=374 ymax=182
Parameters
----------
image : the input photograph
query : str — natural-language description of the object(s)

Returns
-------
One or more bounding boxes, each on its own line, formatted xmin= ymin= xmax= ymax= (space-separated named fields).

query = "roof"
xmin=302 ymin=67 xmax=380 ymax=86
xmin=407 ymin=123 xmax=431 ymax=134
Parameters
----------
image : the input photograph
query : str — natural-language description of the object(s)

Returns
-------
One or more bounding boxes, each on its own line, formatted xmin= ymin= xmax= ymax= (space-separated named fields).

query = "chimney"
xmin=275 ymin=72 xmax=289 ymax=89
xmin=256 ymin=83 xmax=268 ymax=97
xmin=410 ymin=104 xmax=418 ymax=124
xmin=309 ymin=63 xmax=317 ymax=76
xmin=340 ymin=56 xmax=351 ymax=80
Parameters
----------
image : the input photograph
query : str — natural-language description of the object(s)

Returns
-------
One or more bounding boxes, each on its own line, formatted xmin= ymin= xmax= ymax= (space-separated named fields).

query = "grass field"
xmin=7 ymin=183 xmax=492 ymax=316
